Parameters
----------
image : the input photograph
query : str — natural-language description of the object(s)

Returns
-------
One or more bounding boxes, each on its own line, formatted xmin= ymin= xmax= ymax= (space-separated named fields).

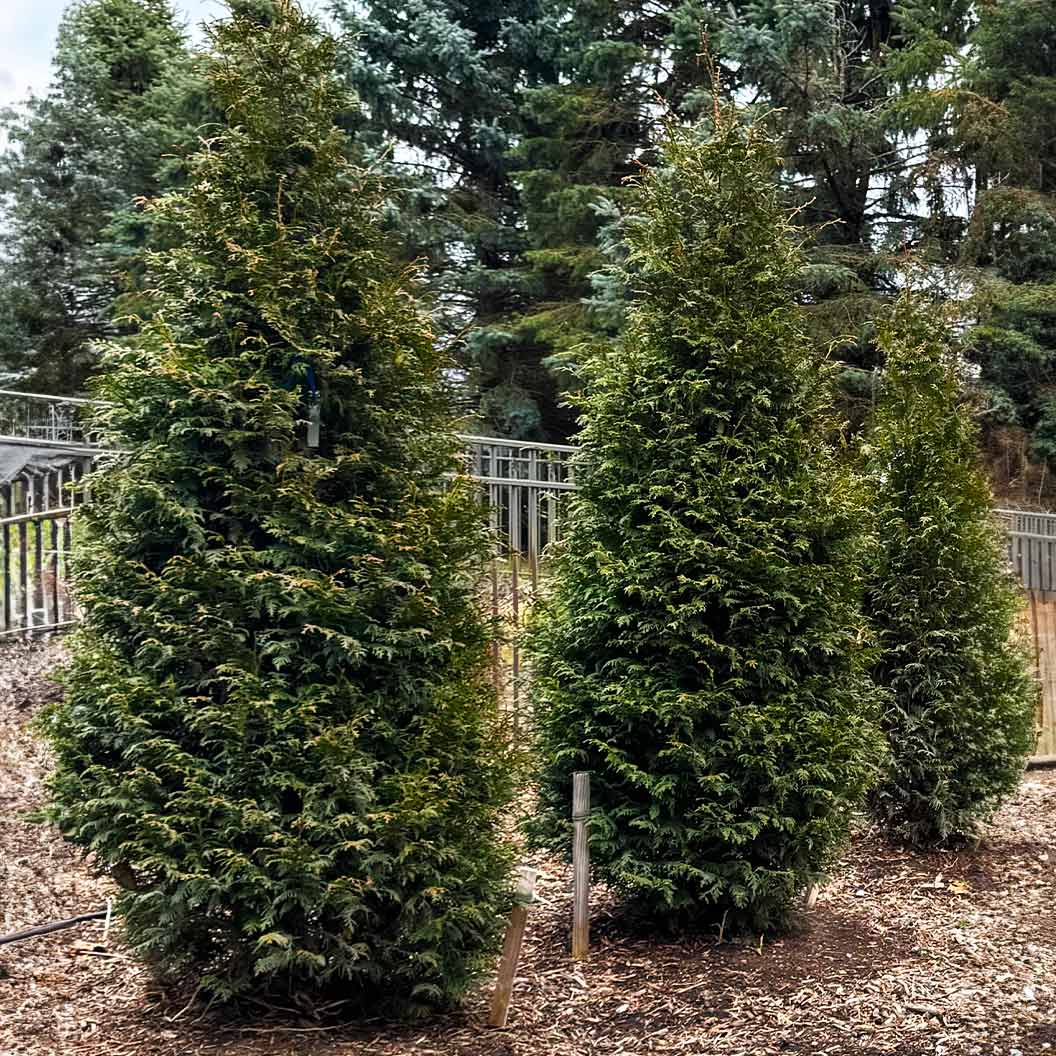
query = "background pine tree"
xmin=331 ymin=0 xmax=559 ymax=436
xmin=948 ymin=0 xmax=1056 ymax=497
xmin=472 ymin=0 xmax=710 ymax=440
xmin=0 ymin=0 xmax=205 ymax=392
xmin=865 ymin=288 xmax=1038 ymax=846
xmin=41 ymin=0 xmax=515 ymax=1011
xmin=526 ymin=115 xmax=884 ymax=933
xmin=718 ymin=0 xmax=974 ymax=432
xmin=332 ymin=0 xmax=712 ymax=441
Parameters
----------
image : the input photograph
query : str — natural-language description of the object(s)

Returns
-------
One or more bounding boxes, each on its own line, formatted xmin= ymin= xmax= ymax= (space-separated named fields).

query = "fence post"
xmin=2 ymin=483 xmax=10 ymax=633
xmin=488 ymin=866 xmax=538 ymax=1028
xmin=18 ymin=520 xmax=28 ymax=630
xmin=572 ymin=771 xmax=590 ymax=961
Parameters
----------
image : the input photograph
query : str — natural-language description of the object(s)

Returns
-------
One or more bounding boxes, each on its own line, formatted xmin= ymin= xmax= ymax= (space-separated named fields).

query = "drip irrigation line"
xmin=0 ymin=910 xmax=108 ymax=947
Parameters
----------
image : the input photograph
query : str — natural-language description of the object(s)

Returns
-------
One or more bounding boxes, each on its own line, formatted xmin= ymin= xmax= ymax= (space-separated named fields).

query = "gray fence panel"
xmin=997 ymin=509 xmax=1056 ymax=592
xmin=0 ymin=437 xmax=577 ymax=661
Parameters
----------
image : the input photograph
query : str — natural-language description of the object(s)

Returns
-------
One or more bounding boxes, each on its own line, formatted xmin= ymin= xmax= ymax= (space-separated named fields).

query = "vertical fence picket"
xmin=2 ymin=485 xmax=10 ymax=633
xmin=528 ymin=449 xmax=540 ymax=591
xmin=33 ymin=514 xmax=44 ymax=628
xmin=49 ymin=515 xmax=59 ymax=626
xmin=510 ymin=550 xmax=521 ymax=739
xmin=61 ymin=510 xmax=73 ymax=624
xmin=488 ymin=459 xmax=502 ymax=699
xmin=18 ymin=520 xmax=28 ymax=630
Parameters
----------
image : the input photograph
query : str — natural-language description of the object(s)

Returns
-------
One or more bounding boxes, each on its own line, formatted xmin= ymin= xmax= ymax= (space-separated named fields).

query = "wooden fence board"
xmin=1025 ymin=589 xmax=1056 ymax=761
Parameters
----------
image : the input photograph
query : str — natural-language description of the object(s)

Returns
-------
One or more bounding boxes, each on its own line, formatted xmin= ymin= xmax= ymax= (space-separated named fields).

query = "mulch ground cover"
xmin=2 ymin=636 xmax=1054 ymax=1056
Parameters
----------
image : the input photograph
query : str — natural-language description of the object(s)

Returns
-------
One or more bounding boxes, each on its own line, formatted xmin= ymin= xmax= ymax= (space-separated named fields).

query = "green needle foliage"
xmin=526 ymin=114 xmax=885 ymax=933
xmin=866 ymin=289 xmax=1037 ymax=846
xmin=40 ymin=0 xmax=514 ymax=1013
xmin=0 ymin=0 xmax=203 ymax=392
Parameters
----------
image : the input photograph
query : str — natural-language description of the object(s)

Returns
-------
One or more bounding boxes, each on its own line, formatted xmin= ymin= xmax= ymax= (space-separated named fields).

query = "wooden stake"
xmin=488 ymin=866 xmax=538 ymax=1028
xmin=572 ymin=771 xmax=590 ymax=961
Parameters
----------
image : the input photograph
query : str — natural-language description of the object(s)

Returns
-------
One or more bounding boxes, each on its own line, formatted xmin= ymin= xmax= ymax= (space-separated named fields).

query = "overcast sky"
xmin=0 ymin=0 xmax=223 ymax=112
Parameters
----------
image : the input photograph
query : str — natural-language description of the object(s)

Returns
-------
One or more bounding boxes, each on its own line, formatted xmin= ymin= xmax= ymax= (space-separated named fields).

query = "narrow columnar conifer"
xmin=40 ymin=0 xmax=515 ymax=1012
xmin=866 ymin=290 xmax=1037 ymax=846
xmin=526 ymin=116 xmax=885 ymax=933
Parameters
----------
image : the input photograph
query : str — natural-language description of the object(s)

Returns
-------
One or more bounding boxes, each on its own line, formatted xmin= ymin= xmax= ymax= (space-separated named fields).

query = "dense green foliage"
xmin=865 ymin=290 xmax=1037 ymax=846
xmin=327 ymin=0 xmax=1004 ymax=445
xmin=960 ymin=0 xmax=1056 ymax=195
xmin=331 ymin=0 xmax=559 ymax=436
xmin=332 ymin=0 xmax=710 ymax=441
xmin=10 ymin=0 xmax=1056 ymax=495
xmin=938 ymin=0 xmax=1056 ymax=490
xmin=41 ymin=0 xmax=514 ymax=1011
xmin=718 ymin=1 xmax=978 ymax=432
xmin=723 ymin=1 xmax=969 ymax=247
xmin=0 ymin=0 xmax=205 ymax=392
xmin=526 ymin=116 xmax=884 ymax=933
xmin=482 ymin=0 xmax=709 ymax=438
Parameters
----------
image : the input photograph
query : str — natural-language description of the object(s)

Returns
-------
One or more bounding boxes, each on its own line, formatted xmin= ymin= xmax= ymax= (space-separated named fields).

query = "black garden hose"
xmin=0 ymin=910 xmax=107 ymax=947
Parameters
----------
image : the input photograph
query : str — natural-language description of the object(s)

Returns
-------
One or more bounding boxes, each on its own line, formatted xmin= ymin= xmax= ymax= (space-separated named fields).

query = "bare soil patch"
xmin=2 ymin=637 xmax=1054 ymax=1056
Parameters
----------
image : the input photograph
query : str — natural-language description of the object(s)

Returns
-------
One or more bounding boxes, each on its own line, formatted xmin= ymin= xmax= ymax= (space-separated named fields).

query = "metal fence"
xmin=1 ymin=457 xmax=93 ymax=634
xmin=0 ymin=417 xmax=577 ymax=686
xmin=463 ymin=436 xmax=576 ymax=732
xmin=0 ymin=389 xmax=102 ymax=452
xmin=0 ymin=431 xmax=575 ymax=736
xmin=996 ymin=508 xmax=1056 ymax=592
xmin=5 ymin=389 xmax=1056 ymax=675
xmin=997 ymin=508 xmax=1056 ymax=538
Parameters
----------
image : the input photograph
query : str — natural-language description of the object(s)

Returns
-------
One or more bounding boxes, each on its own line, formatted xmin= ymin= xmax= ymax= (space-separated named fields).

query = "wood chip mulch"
xmin=2 ymin=636 xmax=1054 ymax=1056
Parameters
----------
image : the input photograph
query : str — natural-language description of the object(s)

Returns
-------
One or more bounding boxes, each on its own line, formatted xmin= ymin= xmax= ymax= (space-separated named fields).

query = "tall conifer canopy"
xmin=526 ymin=116 xmax=884 ymax=932
xmin=42 ymin=0 xmax=514 ymax=1011
xmin=0 ymin=0 xmax=201 ymax=392
xmin=866 ymin=291 xmax=1037 ymax=845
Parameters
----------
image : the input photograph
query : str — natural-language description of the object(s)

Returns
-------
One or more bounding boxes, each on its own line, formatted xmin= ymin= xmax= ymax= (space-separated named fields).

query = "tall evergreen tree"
xmin=718 ymin=0 xmax=976 ymax=251
xmin=865 ymin=289 xmax=1036 ymax=845
xmin=527 ymin=115 xmax=883 ymax=932
xmin=331 ymin=0 xmax=556 ymax=434
xmin=0 ymin=0 xmax=203 ymax=392
xmin=41 ymin=0 xmax=514 ymax=1010
xmin=334 ymin=0 xmax=714 ymax=441
xmin=957 ymin=0 xmax=1056 ymax=197
xmin=943 ymin=0 xmax=1056 ymax=497
xmin=719 ymin=1 xmax=972 ymax=427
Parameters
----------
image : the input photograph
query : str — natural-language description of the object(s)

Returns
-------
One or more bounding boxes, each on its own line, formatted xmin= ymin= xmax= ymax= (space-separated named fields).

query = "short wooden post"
xmin=488 ymin=866 xmax=538 ymax=1028
xmin=804 ymin=882 xmax=819 ymax=909
xmin=572 ymin=771 xmax=590 ymax=961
